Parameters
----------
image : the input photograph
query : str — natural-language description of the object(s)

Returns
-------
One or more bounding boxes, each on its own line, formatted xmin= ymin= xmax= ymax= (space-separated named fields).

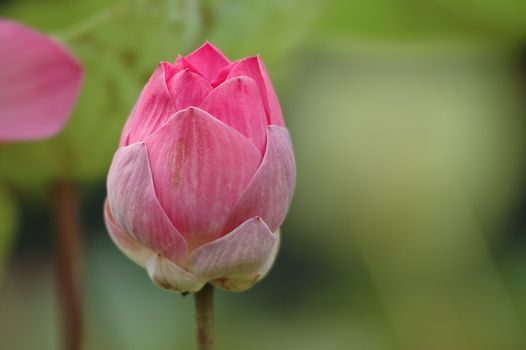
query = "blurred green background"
xmin=2 ymin=0 xmax=526 ymax=349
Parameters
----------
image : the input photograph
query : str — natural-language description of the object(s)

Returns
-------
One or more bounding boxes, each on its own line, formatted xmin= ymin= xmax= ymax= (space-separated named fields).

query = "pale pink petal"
xmin=186 ymin=217 xmax=278 ymax=291
xmin=165 ymin=68 xmax=212 ymax=111
xmin=199 ymin=77 xmax=267 ymax=154
xmin=145 ymin=107 xmax=261 ymax=249
xmin=146 ymin=254 xmax=206 ymax=292
xmin=104 ymin=201 xmax=154 ymax=267
xmin=253 ymin=228 xmax=281 ymax=281
xmin=0 ymin=20 xmax=83 ymax=141
xmin=107 ymin=143 xmax=187 ymax=262
xmin=119 ymin=63 xmax=174 ymax=146
xmin=212 ymin=231 xmax=280 ymax=292
xmin=227 ymin=56 xmax=284 ymax=126
xmin=225 ymin=126 xmax=296 ymax=233
xmin=184 ymin=42 xmax=230 ymax=83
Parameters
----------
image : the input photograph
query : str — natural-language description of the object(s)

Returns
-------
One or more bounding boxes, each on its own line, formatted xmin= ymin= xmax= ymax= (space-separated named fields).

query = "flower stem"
xmin=194 ymin=283 xmax=214 ymax=350
xmin=53 ymin=182 xmax=83 ymax=350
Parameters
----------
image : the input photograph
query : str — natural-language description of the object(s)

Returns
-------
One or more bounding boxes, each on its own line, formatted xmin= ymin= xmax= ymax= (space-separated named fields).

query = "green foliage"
xmin=205 ymin=0 xmax=321 ymax=60
xmin=285 ymin=45 xmax=526 ymax=348
xmin=0 ymin=186 xmax=16 ymax=281
xmin=317 ymin=0 xmax=526 ymax=42
xmin=425 ymin=0 xmax=526 ymax=41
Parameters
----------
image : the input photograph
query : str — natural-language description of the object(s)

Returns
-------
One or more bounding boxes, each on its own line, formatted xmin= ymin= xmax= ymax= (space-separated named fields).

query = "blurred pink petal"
xmin=186 ymin=217 xmax=277 ymax=291
xmin=0 ymin=20 xmax=83 ymax=141
xmin=107 ymin=143 xmax=187 ymax=262
xmin=145 ymin=107 xmax=261 ymax=248
xmin=199 ymin=76 xmax=267 ymax=154
xmin=227 ymin=56 xmax=284 ymax=126
xmin=225 ymin=126 xmax=296 ymax=233
xmin=184 ymin=42 xmax=230 ymax=83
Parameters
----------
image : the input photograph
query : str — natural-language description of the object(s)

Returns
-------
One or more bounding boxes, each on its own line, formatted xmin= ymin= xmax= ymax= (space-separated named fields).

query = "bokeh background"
xmin=2 ymin=0 xmax=526 ymax=349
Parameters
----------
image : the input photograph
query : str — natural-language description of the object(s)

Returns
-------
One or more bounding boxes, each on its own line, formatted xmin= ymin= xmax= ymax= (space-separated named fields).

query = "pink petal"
xmin=165 ymin=67 xmax=212 ymax=111
xmin=186 ymin=217 xmax=278 ymax=291
xmin=227 ymin=56 xmax=284 ymax=126
xmin=146 ymin=254 xmax=206 ymax=292
xmin=211 ymin=63 xmax=234 ymax=87
xmin=0 ymin=20 xmax=83 ymax=141
xmin=104 ymin=201 xmax=154 ymax=267
xmin=199 ymin=77 xmax=267 ymax=154
xmin=119 ymin=63 xmax=174 ymax=146
xmin=173 ymin=55 xmax=200 ymax=73
xmin=184 ymin=42 xmax=230 ymax=83
xmin=145 ymin=107 xmax=262 ymax=249
xmin=107 ymin=143 xmax=187 ymax=262
xmin=225 ymin=126 xmax=296 ymax=233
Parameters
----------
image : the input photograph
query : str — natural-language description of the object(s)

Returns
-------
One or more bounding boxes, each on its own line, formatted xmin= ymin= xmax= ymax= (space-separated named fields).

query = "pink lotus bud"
xmin=105 ymin=42 xmax=296 ymax=292
xmin=0 ymin=20 xmax=83 ymax=142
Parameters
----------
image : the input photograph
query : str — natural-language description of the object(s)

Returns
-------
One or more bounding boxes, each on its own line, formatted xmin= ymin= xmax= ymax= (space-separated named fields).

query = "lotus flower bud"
xmin=105 ymin=42 xmax=296 ymax=292
xmin=0 ymin=20 xmax=83 ymax=141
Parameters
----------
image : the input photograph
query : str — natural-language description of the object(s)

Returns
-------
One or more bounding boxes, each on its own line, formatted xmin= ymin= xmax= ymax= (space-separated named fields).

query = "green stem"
xmin=194 ymin=283 xmax=214 ymax=350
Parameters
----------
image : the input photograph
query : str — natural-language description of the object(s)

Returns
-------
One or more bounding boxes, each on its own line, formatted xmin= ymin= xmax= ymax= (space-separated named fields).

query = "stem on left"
xmin=53 ymin=182 xmax=83 ymax=350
